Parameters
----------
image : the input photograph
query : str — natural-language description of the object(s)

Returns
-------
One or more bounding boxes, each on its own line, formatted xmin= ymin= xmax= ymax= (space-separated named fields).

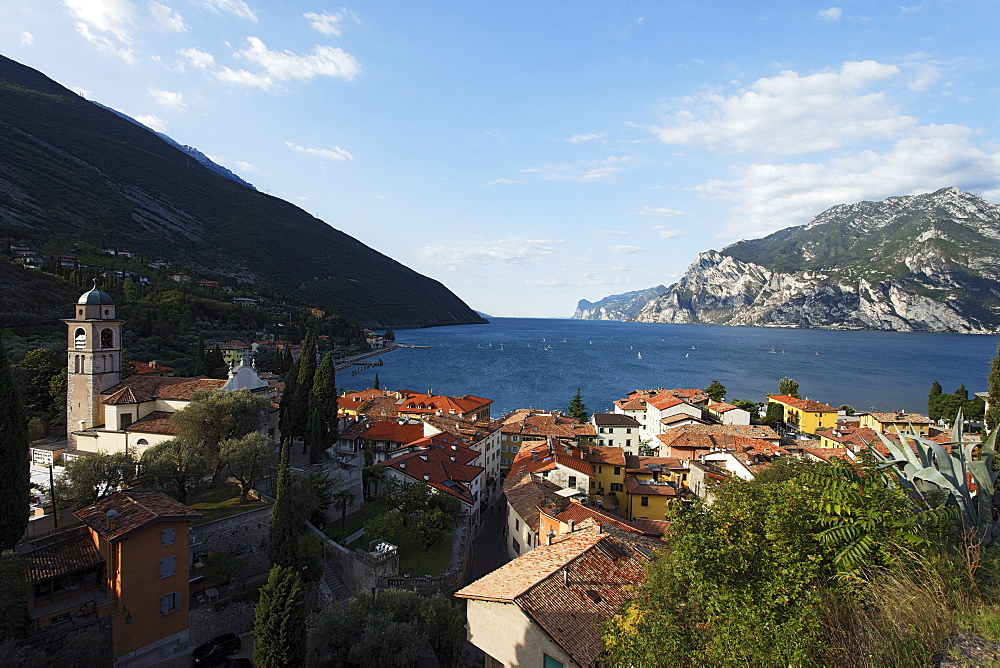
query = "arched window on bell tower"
xmin=75 ymin=328 xmax=86 ymax=350
xmin=101 ymin=328 xmax=114 ymax=349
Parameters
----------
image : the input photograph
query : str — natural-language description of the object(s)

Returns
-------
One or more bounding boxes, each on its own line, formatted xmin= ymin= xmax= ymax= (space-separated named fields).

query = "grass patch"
xmin=324 ymin=501 xmax=382 ymax=543
xmin=346 ymin=520 xmax=454 ymax=576
xmin=188 ymin=483 xmax=267 ymax=525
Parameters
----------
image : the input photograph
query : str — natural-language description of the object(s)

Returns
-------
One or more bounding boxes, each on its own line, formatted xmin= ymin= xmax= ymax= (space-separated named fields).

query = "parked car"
xmin=192 ymin=632 xmax=242 ymax=665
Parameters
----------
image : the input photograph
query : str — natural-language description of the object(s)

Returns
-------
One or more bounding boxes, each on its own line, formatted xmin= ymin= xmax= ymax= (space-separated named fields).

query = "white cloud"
xmin=149 ymin=1 xmax=186 ymax=31
xmin=201 ymin=0 xmax=256 ymax=21
xmin=304 ymin=10 xmax=351 ymax=36
xmin=595 ymin=229 xmax=628 ymax=237
xmin=565 ymin=133 xmax=602 ymax=143
xmin=699 ymin=124 xmax=1000 ymax=240
xmin=63 ymin=0 xmax=137 ymax=42
xmin=818 ymin=7 xmax=842 ymax=21
xmin=522 ymin=156 xmax=633 ymax=183
xmin=610 ymin=245 xmax=645 ymax=254
xmin=75 ymin=21 xmax=138 ymax=63
xmin=637 ymin=206 xmax=683 ymax=217
xmin=149 ymin=87 xmax=185 ymax=109
xmin=214 ymin=66 xmax=271 ymax=89
xmin=652 ymin=60 xmax=912 ymax=154
xmin=135 ymin=114 xmax=167 ymax=131
xmin=415 ymin=237 xmax=564 ymax=270
xmin=285 ymin=141 xmax=354 ymax=161
xmin=652 ymin=226 xmax=684 ymax=238
xmin=486 ymin=179 xmax=524 ymax=185
xmin=20 ymin=31 xmax=33 ymax=45
xmin=179 ymin=47 xmax=214 ymax=68
xmin=234 ymin=160 xmax=257 ymax=173
xmin=235 ymin=36 xmax=360 ymax=82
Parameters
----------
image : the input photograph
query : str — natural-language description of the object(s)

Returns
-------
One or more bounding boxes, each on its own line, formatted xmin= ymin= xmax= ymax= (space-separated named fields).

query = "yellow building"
xmin=23 ymin=491 xmax=201 ymax=662
xmin=622 ymin=456 xmax=687 ymax=522
xmin=585 ymin=446 xmax=627 ymax=509
xmin=768 ymin=395 xmax=839 ymax=435
xmin=859 ymin=411 xmax=933 ymax=436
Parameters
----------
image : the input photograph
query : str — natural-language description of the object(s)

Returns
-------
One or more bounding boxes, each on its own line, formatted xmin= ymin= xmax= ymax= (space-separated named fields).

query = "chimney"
xmin=568 ymin=519 xmax=575 ymax=533
xmin=400 ymin=462 xmax=406 ymax=469
xmin=423 ymin=473 xmax=430 ymax=481
xmin=150 ymin=360 xmax=157 ymax=369
xmin=105 ymin=509 xmax=119 ymax=532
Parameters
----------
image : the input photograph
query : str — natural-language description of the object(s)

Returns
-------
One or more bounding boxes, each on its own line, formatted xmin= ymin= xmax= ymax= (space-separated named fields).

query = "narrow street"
xmin=470 ymin=496 xmax=509 ymax=582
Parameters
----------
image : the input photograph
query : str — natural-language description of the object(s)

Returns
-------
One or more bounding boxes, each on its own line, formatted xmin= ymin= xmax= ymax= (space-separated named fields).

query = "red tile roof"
xmin=132 ymin=361 xmax=173 ymax=375
xmin=502 ymin=410 xmax=596 ymax=439
xmin=508 ymin=438 xmax=595 ymax=478
xmin=585 ymin=446 xmax=626 ymax=466
xmin=125 ymin=411 xmax=179 ymax=435
xmin=769 ymin=395 xmax=838 ymax=412
xmin=555 ymin=501 xmax=646 ymax=535
xmin=22 ymin=530 xmax=104 ymax=583
xmin=456 ymin=527 xmax=650 ymax=668
xmin=625 ymin=476 xmax=679 ymax=496
xmin=102 ymin=376 xmax=226 ymax=404
xmin=380 ymin=444 xmax=484 ymax=505
xmin=503 ymin=472 xmax=566 ymax=534
xmin=863 ymin=411 xmax=933 ymax=425
xmin=75 ymin=491 xmax=201 ymax=543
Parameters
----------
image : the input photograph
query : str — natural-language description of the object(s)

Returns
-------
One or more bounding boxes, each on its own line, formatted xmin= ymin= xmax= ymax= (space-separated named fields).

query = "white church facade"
xmin=65 ymin=282 xmax=279 ymax=458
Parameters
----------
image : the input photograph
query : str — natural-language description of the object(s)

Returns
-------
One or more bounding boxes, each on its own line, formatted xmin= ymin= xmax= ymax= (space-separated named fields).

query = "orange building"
xmin=23 ymin=491 xmax=201 ymax=661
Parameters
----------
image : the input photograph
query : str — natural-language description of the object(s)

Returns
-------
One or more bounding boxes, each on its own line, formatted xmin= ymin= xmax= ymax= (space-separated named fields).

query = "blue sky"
xmin=4 ymin=1 xmax=1000 ymax=318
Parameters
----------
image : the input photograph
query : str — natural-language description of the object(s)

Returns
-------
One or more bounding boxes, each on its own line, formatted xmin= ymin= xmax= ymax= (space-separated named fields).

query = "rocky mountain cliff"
xmin=580 ymin=188 xmax=1000 ymax=333
xmin=574 ymin=285 xmax=667 ymax=320
xmin=0 ymin=55 xmax=485 ymax=329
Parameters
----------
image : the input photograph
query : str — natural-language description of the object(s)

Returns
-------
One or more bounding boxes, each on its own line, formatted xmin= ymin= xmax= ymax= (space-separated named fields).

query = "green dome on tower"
xmin=78 ymin=280 xmax=114 ymax=305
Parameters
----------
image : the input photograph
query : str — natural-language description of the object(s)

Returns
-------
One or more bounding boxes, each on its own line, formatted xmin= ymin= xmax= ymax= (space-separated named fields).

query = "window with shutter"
xmin=161 ymin=527 xmax=175 ymax=546
xmin=160 ymin=555 xmax=176 ymax=578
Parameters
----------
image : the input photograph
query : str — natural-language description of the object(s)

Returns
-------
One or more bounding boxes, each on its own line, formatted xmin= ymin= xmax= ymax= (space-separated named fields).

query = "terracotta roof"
xmin=624 ymin=455 xmax=686 ymax=474
xmin=75 ymin=491 xmax=201 ymax=542
xmin=357 ymin=420 xmax=425 ymax=445
xmin=646 ymin=395 xmax=687 ymax=411
xmin=592 ymin=413 xmax=641 ymax=427
xmin=502 ymin=411 xmax=596 ymax=439
xmin=456 ymin=527 xmax=650 ymax=668
xmin=586 ymin=446 xmax=626 ymax=466
xmin=629 ymin=518 xmax=672 ymax=537
xmin=625 ymin=476 xmax=679 ymax=496
xmin=207 ymin=339 xmax=250 ymax=350
xmin=101 ymin=376 xmax=226 ymax=404
xmin=613 ymin=397 xmax=647 ymax=411
xmin=504 ymin=472 xmax=566 ymax=534
xmin=707 ymin=402 xmax=740 ymax=413
xmin=864 ymin=411 xmax=933 ymax=425
xmin=666 ymin=423 xmax=781 ymax=441
xmin=802 ymin=447 xmax=852 ymax=462
xmin=397 ymin=392 xmax=492 ymax=417
xmin=380 ymin=444 xmax=484 ymax=505
xmin=555 ymin=501 xmax=646 ymax=535
xmin=132 ymin=361 xmax=173 ymax=375
xmin=22 ymin=530 xmax=104 ymax=583
xmin=509 ymin=438 xmax=595 ymax=478
xmin=125 ymin=411 xmax=179 ymax=435
xmin=660 ymin=413 xmax=707 ymax=426
xmin=769 ymin=395 xmax=838 ymax=412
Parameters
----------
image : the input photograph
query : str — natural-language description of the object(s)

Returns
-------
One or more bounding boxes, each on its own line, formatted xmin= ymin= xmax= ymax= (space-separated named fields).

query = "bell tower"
xmin=64 ymin=280 xmax=125 ymax=442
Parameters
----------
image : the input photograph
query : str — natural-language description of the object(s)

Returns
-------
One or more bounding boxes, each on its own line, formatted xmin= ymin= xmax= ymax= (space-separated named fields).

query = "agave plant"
xmin=867 ymin=409 xmax=1000 ymax=547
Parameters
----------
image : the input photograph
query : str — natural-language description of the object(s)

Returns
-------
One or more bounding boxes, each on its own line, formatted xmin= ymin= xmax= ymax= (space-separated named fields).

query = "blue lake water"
xmin=341 ymin=318 xmax=1000 ymax=417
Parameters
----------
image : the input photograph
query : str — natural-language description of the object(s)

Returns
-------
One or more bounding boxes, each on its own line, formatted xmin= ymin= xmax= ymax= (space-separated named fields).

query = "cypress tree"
xmin=0 ymin=338 xmax=30 ymax=549
xmin=278 ymin=358 xmax=299 ymax=443
xmin=192 ymin=335 xmax=206 ymax=376
xmin=928 ymin=381 xmax=943 ymax=422
xmin=253 ymin=565 xmax=307 ymax=668
xmin=309 ymin=354 xmax=338 ymax=465
xmin=293 ymin=332 xmax=317 ymax=451
xmin=373 ymin=373 xmax=379 ymax=390
xmin=268 ymin=440 xmax=299 ymax=568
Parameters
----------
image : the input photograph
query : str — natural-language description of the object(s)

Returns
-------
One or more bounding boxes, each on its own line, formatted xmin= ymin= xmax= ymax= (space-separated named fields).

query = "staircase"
xmin=320 ymin=563 xmax=350 ymax=606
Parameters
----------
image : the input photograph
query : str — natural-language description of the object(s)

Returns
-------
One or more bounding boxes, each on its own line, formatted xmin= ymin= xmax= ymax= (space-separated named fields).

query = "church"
xmin=65 ymin=282 xmax=279 ymax=458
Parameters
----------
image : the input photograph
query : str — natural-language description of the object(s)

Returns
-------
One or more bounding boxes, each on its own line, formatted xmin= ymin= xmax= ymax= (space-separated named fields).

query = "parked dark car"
xmin=192 ymin=633 xmax=242 ymax=665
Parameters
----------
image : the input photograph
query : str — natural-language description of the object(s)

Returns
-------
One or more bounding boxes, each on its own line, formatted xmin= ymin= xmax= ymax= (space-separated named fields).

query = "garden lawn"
xmin=324 ymin=501 xmax=382 ymax=543
xmin=347 ymin=521 xmax=454 ymax=576
xmin=188 ymin=483 xmax=267 ymax=525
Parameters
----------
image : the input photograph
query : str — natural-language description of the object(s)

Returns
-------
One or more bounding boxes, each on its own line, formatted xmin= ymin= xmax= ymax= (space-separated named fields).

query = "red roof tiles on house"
xmin=125 ymin=411 xmax=179 ymax=435
xmin=22 ymin=530 xmax=104 ymax=583
xmin=75 ymin=491 xmax=201 ymax=543
xmin=101 ymin=376 xmax=226 ymax=404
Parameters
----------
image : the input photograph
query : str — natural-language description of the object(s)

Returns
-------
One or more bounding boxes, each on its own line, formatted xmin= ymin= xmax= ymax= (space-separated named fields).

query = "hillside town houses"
xmin=11 ymin=282 xmax=970 ymax=667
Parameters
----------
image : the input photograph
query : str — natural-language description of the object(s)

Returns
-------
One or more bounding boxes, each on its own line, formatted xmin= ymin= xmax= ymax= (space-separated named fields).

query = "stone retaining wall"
xmin=191 ymin=503 xmax=272 ymax=576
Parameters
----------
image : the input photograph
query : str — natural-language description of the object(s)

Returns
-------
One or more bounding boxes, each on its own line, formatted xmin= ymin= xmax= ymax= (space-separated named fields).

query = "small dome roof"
xmin=78 ymin=280 xmax=114 ymax=305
